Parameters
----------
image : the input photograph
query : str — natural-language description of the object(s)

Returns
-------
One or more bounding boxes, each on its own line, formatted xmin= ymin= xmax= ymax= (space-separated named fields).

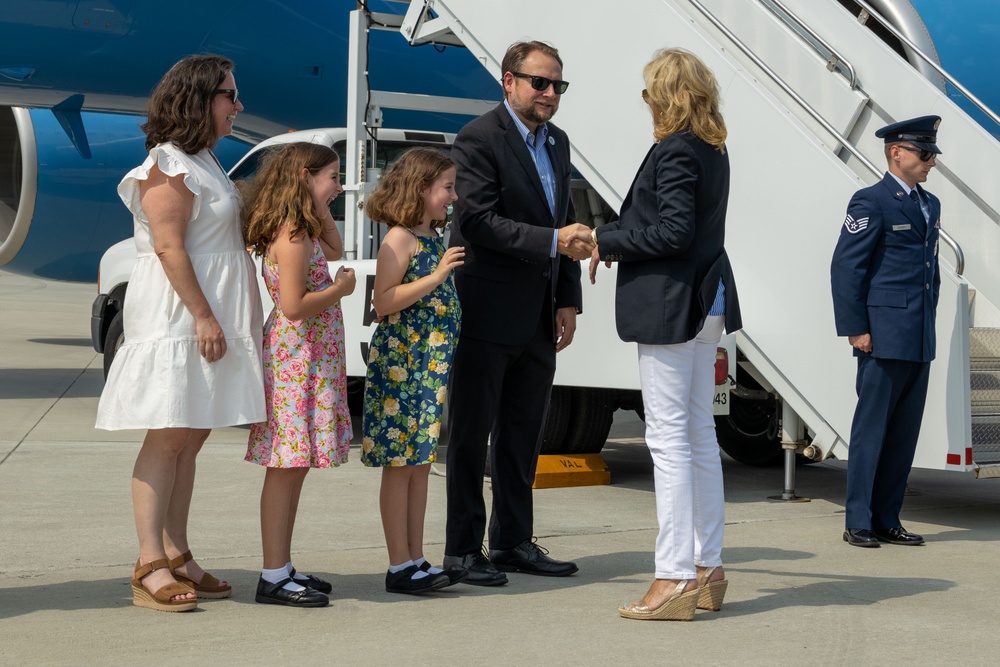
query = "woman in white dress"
xmin=96 ymin=54 xmax=264 ymax=612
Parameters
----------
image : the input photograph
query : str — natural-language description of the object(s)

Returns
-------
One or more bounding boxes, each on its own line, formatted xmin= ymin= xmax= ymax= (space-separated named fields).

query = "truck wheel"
xmin=714 ymin=368 xmax=782 ymax=466
xmin=347 ymin=377 xmax=365 ymax=417
xmin=538 ymin=386 xmax=571 ymax=454
xmin=102 ymin=311 xmax=125 ymax=380
xmin=563 ymin=387 xmax=616 ymax=454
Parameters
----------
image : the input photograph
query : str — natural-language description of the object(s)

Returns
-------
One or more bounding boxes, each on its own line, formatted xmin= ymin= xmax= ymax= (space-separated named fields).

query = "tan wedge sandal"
xmin=168 ymin=550 xmax=232 ymax=599
xmin=697 ymin=566 xmax=728 ymax=611
xmin=131 ymin=559 xmax=197 ymax=612
xmin=618 ymin=580 xmax=698 ymax=621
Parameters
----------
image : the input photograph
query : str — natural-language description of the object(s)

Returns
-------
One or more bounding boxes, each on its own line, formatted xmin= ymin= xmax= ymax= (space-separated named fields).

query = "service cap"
xmin=875 ymin=115 xmax=942 ymax=154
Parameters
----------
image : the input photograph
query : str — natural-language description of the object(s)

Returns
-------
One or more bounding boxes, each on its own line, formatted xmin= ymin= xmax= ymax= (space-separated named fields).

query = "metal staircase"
xmin=395 ymin=0 xmax=1000 ymax=475
xmin=969 ymin=326 xmax=1000 ymax=471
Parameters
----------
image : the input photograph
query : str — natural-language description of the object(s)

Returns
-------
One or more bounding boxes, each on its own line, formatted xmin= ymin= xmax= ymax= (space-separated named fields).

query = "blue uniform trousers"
xmin=845 ymin=355 xmax=930 ymax=530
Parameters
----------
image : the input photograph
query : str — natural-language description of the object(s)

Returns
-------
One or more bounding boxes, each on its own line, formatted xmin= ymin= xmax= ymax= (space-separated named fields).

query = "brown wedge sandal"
xmin=131 ymin=558 xmax=197 ymax=612
xmin=697 ymin=566 xmax=728 ymax=611
xmin=168 ymin=550 xmax=232 ymax=599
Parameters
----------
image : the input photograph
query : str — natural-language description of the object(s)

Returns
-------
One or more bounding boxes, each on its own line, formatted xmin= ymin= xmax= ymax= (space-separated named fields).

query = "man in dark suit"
xmin=831 ymin=115 xmax=943 ymax=548
xmin=442 ymin=40 xmax=594 ymax=585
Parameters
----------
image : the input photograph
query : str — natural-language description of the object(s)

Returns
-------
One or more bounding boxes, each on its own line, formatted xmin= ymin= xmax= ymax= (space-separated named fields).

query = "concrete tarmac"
xmin=2 ymin=268 xmax=999 ymax=666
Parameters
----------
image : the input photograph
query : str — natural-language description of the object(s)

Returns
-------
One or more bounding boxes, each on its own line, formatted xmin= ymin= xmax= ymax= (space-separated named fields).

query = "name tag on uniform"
xmin=892 ymin=224 xmax=911 ymax=231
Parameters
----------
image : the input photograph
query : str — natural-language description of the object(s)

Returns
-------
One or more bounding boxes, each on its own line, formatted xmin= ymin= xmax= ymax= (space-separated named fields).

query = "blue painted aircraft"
xmin=0 ymin=0 xmax=498 ymax=280
xmin=0 ymin=0 xmax=996 ymax=281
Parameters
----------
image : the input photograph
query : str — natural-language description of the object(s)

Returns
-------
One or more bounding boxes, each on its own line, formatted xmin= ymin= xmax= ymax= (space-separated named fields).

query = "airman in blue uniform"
xmin=831 ymin=115 xmax=942 ymax=548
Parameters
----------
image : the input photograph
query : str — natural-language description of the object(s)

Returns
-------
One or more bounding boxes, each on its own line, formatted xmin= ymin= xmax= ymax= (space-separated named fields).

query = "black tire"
xmin=714 ymin=367 xmax=782 ymax=466
xmin=347 ymin=377 xmax=365 ymax=417
xmin=562 ymin=387 xmax=616 ymax=454
xmin=102 ymin=311 xmax=125 ymax=380
xmin=538 ymin=386 xmax=572 ymax=454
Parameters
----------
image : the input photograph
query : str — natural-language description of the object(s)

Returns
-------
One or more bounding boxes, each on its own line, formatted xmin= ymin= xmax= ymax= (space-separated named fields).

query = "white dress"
xmin=95 ymin=143 xmax=265 ymax=430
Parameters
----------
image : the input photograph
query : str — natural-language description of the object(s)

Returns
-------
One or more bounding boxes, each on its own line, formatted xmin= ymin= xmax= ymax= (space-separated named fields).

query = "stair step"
xmin=971 ymin=418 xmax=1000 ymax=465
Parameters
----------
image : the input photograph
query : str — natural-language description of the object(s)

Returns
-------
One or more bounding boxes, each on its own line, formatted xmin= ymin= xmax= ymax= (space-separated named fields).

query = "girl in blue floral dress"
xmin=362 ymin=148 xmax=465 ymax=595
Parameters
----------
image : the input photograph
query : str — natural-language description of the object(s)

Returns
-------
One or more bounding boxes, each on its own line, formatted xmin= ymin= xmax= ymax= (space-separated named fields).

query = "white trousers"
xmin=637 ymin=315 xmax=725 ymax=579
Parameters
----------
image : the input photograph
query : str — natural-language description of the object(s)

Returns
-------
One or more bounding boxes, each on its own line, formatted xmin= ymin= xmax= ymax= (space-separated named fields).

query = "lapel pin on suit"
xmin=548 ymin=135 xmax=555 ymax=146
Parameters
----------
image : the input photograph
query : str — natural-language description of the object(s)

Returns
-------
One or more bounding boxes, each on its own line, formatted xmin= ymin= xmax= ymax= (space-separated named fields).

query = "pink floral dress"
xmin=246 ymin=237 xmax=352 ymax=468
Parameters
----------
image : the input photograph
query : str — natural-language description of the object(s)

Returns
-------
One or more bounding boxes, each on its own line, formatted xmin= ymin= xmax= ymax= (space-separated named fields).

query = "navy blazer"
xmin=448 ymin=103 xmax=582 ymax=346
xmin=596 ymin=132 xmax=741 ymax=345
xmin=831 ymin=172 xmax=941 ymax=362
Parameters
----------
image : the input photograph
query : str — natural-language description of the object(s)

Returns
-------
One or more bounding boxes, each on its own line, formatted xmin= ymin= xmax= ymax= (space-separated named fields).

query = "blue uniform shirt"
xmin=830 ymin=172 xmax=941 ymax=362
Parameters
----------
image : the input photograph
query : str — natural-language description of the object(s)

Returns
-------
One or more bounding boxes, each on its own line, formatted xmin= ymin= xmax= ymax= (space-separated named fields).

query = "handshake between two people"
xmin=557 ymin=223 xmax=597 ymax=261
xmin=556 ymin=223 xmax=612 ymax=284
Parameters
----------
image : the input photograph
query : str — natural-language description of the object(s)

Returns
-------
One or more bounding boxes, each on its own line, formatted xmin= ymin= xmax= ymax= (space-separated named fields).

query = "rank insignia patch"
xmin=844 ymin=214 xmax=869 ymax=234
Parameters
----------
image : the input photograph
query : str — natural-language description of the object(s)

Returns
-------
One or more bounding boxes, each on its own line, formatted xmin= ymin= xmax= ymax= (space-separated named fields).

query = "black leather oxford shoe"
xmin=442 ymin=550 xmax=508 ymax=586
xmin=873 ymin=526 xmax=925 ymax=545
xmin=417 ymin=560 xmax=468 ymax=587
xmin=489 ymin=539 xmax=578 ymax=576
xmin=843 ymin=528 xmax=881 ymax=548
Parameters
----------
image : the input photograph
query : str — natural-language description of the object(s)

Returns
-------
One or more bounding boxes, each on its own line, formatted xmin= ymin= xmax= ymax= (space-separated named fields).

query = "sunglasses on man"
xmin=215 ymin=88 xmax=239 ymax=104
xmin=896 ymin=145 xmax=935 ymax=162
xmin=511 ymin=72 xmax=570 ymax=95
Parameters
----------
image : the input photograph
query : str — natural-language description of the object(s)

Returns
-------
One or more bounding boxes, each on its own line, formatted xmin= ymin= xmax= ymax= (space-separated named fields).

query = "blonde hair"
xmin=241 ymin=142 xmax=340 ymax=257
xmin=643 ymin=48 xmax=727 ymax=152
xmin=365 ymin=147 xmax=455 ymax=229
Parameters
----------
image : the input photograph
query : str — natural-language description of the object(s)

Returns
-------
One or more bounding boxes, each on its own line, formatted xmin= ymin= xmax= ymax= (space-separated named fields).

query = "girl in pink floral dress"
xmin=243 ymin=142 xmax=357 ymax=608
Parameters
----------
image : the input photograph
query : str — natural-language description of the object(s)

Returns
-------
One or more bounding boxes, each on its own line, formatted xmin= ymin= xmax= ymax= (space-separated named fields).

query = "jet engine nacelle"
xmin=0 ymin=106 xmax=246 ymax=281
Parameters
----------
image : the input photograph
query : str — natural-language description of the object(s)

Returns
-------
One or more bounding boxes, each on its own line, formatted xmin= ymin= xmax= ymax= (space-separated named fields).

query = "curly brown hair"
xmin=365 ymin=147 xmax=455 ymax=229
xmin=242 ymin=142 xmax=341 ymax=257
xmin=142 ymin=54 xmax=234 ymax=153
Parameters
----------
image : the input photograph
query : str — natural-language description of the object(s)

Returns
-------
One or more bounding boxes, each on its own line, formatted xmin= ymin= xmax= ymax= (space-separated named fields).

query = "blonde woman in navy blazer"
xmin=591 ymin=48 xmax=741 ymax=621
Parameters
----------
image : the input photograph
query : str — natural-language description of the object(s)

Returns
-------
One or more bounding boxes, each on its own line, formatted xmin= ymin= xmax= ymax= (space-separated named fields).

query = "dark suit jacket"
xmin=595 ymin=132 xmax=741 ymax=345
xmin=831 ymin=172 xmax=941 ymax=362
xmin=449 ymin=103 xmax=582 ymax=346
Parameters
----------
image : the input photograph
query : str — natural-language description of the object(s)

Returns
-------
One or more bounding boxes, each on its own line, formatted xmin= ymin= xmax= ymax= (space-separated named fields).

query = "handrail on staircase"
xmin=853 ymin=0 xmax=1000 ymax=129
xmin=684 ymin=0 xmax=965 ymax=276
xmin=759 ymin=0 xmax=857 ymax=88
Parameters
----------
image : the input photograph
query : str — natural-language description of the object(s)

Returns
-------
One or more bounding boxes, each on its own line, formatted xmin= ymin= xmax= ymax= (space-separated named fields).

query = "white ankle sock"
xmin=388 ymin=560 xmax=414 ymax=574
xmin=413 ymin=557 xmax=443 ymax=575
xmin=262 ymin=566 xmax=304 ymax=592
xmin=287 ymin=561 xmax=309 ymax=583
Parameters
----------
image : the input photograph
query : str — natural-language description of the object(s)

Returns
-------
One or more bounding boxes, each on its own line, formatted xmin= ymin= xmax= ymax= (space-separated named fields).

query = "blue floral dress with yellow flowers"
xmin=361 ymin=231 xmax=460 ymax=466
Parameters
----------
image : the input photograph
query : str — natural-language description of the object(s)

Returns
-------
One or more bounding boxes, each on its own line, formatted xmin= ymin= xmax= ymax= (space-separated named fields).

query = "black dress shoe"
xmin=255 ymin=576 xmax=330 ymax=607
xmin=442 ymin=550 xmax=508 ymax=586
xmin=489 ymin=539 xmax=579 ymax=576
xmin=843 ymin=528 xmax=881 ymax=548
xmin=873 ymin=526 xmax=925 ymax=545
xmin=385 ymin=565 xmax=450 ymax=595
xmin=417 ymin=560 xmax=468 ymax=587
xmin=289 ymin=568 xmax=333 ymax=594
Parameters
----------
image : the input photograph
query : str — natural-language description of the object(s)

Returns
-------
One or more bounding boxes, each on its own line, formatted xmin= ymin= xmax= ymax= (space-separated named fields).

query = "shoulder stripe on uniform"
xmin=844 ymin=214 xmax=869 ymax=234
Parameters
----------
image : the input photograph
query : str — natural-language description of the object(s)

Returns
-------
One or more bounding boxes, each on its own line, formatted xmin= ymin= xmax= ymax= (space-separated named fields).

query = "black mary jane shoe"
xmin=255 ymin=576 xmax=329 ymax=607
xmin=417 ymin=560 xmax=468 ymax=587
xmin=289 ymin=568 xmax=333 ymax=594
xmin=385 ymin=564 xmax=450 ymax=595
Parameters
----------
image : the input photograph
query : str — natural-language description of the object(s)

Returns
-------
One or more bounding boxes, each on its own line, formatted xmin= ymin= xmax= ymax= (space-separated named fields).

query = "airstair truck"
xmin=94 ymin=0 xmax=1000 ymax=484
xmin=391 ymin=0 xmax=1000 ymax=483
